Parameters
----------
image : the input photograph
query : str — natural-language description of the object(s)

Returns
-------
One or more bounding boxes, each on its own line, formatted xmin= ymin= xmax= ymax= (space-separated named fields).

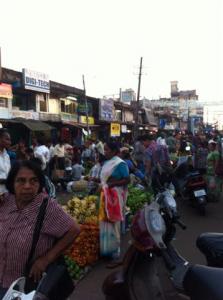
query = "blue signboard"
xmin=99 ymin=99 xmax=114 ymax=121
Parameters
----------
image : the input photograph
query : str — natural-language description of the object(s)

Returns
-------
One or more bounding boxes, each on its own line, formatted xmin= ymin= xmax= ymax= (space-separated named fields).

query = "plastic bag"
xmin=99 ymin=221 xmax=119 ymax=257
xmin=2 ymin=277 xmax=35 ymax=300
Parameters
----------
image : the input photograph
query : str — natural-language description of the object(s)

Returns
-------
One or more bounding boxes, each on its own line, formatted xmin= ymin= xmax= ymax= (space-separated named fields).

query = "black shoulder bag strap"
xmin=24 ymin=197 xmax=49 ymax=276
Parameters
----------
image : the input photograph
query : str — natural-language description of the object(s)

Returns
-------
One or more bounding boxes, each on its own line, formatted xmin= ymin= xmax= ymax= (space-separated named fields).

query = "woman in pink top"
xmin=0 ymin=160 xmax=80 ymax=298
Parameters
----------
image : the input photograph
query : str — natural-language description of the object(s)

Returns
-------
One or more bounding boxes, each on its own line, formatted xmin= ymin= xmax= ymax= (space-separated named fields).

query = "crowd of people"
xmin=0 ymin=126 xmax=223 ymax=298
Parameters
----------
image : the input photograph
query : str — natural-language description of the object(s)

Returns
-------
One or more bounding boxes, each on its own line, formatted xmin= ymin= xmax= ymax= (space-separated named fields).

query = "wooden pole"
xmin=134 ymin=57 xmax=143 ymax=141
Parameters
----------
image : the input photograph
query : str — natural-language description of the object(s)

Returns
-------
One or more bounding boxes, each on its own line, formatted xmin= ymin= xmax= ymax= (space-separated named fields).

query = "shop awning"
xmin=14 ymin=119 xmax=54 ymax=131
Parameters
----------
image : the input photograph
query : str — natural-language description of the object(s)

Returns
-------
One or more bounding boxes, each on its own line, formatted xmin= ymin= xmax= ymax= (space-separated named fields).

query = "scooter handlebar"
xmin=160 ymin=249 xmax=176 ymax=271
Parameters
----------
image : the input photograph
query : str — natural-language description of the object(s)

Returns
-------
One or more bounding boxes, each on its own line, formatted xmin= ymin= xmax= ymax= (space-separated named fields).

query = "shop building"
xmin=1 ymin=66 xmax=158 ymax=145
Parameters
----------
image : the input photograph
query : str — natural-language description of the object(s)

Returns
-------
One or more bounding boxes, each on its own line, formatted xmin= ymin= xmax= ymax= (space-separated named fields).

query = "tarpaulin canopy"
xmin=14 ymin=118 xmax=54 ymax=131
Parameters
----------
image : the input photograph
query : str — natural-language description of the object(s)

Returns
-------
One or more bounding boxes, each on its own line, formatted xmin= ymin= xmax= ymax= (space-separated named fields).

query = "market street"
xmin=71 ymin=196 xmax=223 ymax=300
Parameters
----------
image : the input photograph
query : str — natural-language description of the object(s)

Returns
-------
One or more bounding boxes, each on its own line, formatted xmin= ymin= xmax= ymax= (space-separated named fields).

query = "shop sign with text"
xmin=77 ymin=102 xmax=93 ymax=115
xmin=79 ymin=116 xmax=95 ymax=125
xmin=61 ymin=113 xmax=78 ymax=123
xmin=0 ymin=83 xmax=12 ymax=99
xmin=110 ymin=123 xmax=120 ymax=137
xmin=100 ymin=99 xmax=114 ymax=121
xmin=23 ymin=68 xmax=50 ymax=93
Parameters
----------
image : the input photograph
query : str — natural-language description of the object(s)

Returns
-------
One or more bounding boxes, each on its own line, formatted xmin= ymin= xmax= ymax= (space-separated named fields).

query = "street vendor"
xmin=99 ymin=141 xmax=130 ymax=268
xmin=87 ymin=152 xmax=106 ymax=194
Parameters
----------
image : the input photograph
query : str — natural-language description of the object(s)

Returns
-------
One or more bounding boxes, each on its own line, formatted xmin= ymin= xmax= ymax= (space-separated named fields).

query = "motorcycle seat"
xmin=183 ymin=264 xmax=223 ymax=300
xmin=197 ymin=232 xmax=223 ymax=267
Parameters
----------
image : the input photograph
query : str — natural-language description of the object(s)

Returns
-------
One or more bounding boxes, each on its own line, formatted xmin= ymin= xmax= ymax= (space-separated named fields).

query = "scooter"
xmin=102 ymin=178 xmax=223 ymax=300
xmin=173 ymin=154 xmax=207 ymax=215
xmin=102 ymin=176 xmax=185 ymax=300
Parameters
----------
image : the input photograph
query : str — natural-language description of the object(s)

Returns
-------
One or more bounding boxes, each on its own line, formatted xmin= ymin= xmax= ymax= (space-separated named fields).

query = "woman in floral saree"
xmin=99 ymin=141 xmax=130 ymax=267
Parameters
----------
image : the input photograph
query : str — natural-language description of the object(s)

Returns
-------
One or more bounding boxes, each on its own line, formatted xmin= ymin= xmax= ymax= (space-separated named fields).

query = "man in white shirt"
xmin=53 ymin=140 xmax=65 ymax=170
xmin=95 ymin=139 xmax=104 ymax=155
xmin=0 ymin=129 xmax=11 ymax=194
xmin=34 ymin=138 xmax=50 ymax=171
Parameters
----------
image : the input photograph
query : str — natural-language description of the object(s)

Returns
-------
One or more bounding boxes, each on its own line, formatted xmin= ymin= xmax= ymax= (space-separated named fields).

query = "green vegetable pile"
xmin=127 ymin=185 xmax=153 ymax=215
xmin=64 ymin=255 xmax=85 ymax=280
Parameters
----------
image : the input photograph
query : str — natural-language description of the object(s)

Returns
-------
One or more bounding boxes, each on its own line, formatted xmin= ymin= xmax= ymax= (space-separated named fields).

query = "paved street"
xmin=71 ymin=195 xmax=223 ymax=300
xmin=173 ymin=195 xmax=223 ymax=265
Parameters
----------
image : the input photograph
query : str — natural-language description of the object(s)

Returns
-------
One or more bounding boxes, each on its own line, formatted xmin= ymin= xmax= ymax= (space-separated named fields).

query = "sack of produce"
xmin=72 ymin=180 xmax=88 ymax=192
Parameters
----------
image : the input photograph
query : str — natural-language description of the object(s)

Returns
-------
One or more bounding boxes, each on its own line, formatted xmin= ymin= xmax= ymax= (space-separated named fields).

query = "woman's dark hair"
xmin=6 ymin=160 xmax=46 ymax=194
xmin=105 ymin=141 xmax=120 ymax=155
xmin=30 ymin=157 xmax=43 ymax=168
xmin=141 ymin=134 xmax=154 ymax=141
xmin=0 ymin=128 xmax=9 ymax=138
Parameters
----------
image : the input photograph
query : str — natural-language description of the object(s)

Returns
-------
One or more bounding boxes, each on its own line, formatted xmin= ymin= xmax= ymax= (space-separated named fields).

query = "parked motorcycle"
xmin=197 ymin=232 xmax=223 ymax=268
xmin=102 ymin=176 xmax=185 ymax=300
xmin=102 ymin=177 xmax=223 ymax=300
xmin=173 ymin=155 xmax=207 ymax=215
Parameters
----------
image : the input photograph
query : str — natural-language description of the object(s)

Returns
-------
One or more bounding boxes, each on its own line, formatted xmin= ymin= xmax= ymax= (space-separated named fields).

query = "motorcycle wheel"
xmin=128 ymin=252 xmax=183 ymax=300
xmin=197 ymin=199 xmax=206 ymax=216
xmin=196 ymin=196 xmax=207 ymax=216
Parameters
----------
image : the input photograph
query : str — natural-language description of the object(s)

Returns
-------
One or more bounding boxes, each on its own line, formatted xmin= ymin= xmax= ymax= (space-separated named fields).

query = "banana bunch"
xmin=66 ymin=195 xmax=98 ymax=224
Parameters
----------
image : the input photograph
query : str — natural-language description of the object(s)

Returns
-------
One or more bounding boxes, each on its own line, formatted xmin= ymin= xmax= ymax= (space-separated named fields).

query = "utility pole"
xmin=187 ymin=98 xmax=190 ymax=132
xmin=82 ymin=75 xmax=89 ymax=137
xmin=134 ymin=57 xmax=143 ymax=141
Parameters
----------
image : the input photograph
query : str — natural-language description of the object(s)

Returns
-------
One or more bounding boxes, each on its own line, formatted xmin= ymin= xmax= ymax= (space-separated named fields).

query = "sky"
xmin=0 ymin=0 xmax=222 ymax=103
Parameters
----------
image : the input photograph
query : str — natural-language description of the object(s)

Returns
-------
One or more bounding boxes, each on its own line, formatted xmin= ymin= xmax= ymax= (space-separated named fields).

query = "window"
xmin=39 ymin=94 xmax=48 ymax=112
xmin=60 ymin=99 xmax=77 ymax=114
xmin=61 ymin=100 xmax=65 ymax=112
xmin=0 ymin=98 xmax=8 ymax=108
xmin=12 ymin=92 xmax=36 ymax=111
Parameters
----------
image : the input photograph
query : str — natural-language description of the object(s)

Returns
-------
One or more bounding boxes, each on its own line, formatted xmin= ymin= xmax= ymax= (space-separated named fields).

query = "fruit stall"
xmin=62 ymin=185 xmax=153 ymax=283
xmin=63 ymin=195 xmax=100 ymax=282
